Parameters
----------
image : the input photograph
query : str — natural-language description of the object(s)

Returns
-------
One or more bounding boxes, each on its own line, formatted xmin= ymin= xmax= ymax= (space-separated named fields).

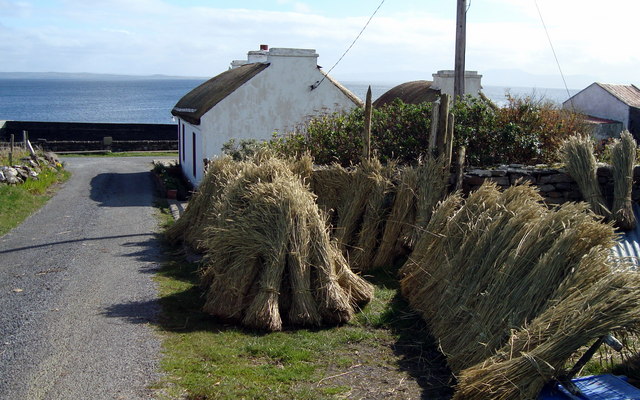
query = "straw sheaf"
xmin=399 ymin=180 xmax=621 ymax=388
xmin=408 ymin=155 xmax=450 ymax=248
xmin=350 ymin=159 xmax=396 ymax=271
xmin=372 ymin=165 xmax=419 ymax=269
xmin=454 ymin=272 xmax=640 ymax=399
xmin=199 ymin=159 xmax=372 ymax=331
xmin=560 ymin=135 xmax=611 ymax=219
xmin=333 ymin=158 xmax=395 ymax=271
xmin=309 ymin=163 xmax=353 ymax=219
xmin=372 ymin=156 xmax=449 ymax=270
xmin=611 ymin=130 xmax=637 ymax=231
xmin=164 ymin=156 xmax=240 ymax=250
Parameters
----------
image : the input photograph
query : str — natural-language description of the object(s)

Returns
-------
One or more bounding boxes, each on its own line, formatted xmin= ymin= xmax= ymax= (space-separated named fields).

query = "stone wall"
xmin=462 ymin=164 xmax=640 ymax=205
xmin=35 ymin=140 xmax=177 ymax=152
xmin=0 ymin=121 xmax=178 ymax=152
xmin=0 ymin=121 xmax=177 ymax=142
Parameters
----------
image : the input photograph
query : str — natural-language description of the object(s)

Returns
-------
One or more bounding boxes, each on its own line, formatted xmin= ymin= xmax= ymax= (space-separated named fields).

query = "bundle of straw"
xmin=399 ymin=181 xmax=619 ymax=377
xmin=560 ymin=135 xmax=611 ymax=220
xmin=371 ymin=166 xmax=419 ymax=269
xmin=200 ymin=158 xmax=373 ymax=331
xmin=333 ymin=158 xmax=395 ymax=271
xmin=369 ymin=155 xmax=450 ymax=270
xmin=611 ymin=130 xmax=637 ymax=230
xmin=454 ymin=271 xmax=640 ymax=399
xmin=309 ymin=163 xmax=353 ymax=219
xmin=407 ymin=155 xmax=449 ymax=248
xmin=164 ymin=156 xmax=239 ymax=250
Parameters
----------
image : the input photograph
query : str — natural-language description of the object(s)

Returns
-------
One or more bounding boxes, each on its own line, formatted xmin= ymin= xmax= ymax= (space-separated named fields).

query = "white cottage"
xmin=171 ymin=45 xmax=363 ymax=185
xmin=563 ymin=83 xmax=640 ymax=139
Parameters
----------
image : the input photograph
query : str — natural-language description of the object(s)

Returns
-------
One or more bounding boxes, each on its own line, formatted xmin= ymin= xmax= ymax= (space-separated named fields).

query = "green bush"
xmin=269 ymin=95 xmax=587 ymax=167
xmin=271 ymin=100 xmax=432 ymax=166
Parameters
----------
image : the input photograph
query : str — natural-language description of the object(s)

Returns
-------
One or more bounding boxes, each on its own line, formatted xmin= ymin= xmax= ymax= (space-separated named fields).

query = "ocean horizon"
xmin=0 ymin=78 xmax=579 ymax=125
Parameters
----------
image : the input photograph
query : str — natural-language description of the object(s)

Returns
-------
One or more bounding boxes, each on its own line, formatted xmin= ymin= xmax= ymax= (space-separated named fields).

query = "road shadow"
xmin=90 ymin=171 xmax=154 ymax=207
xmin=0 ymin=233 xmax=155 ymax=255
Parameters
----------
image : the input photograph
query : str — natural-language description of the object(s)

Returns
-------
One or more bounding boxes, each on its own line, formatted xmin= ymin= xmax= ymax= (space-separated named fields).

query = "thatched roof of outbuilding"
xmin=171 ymin=63 xmax=270 ymax=125
xmin=373 ymin=80 xmax=440 ymax=108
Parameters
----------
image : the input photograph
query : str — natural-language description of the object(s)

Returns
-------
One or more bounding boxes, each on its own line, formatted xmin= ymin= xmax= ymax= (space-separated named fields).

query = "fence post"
xmin=437 ymin=94 xmax=450 ymax=157
xmin=23 ymin=130 xmax=28 ymax=149
xmin=9 ymin=134 xmax=14 ymax=166
xmin=454 ymin=145 xmax=466 ymax=191
xmin=362 ymin=86 xmax=372 ymax=161
xmin=446 ymin=112 xmax=455 ymax=169
xmin=429 ymin=102 xmax=440 ymax=156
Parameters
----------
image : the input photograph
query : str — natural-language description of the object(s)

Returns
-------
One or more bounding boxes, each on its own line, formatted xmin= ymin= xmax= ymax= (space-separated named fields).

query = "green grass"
xmin=0 ymin=167 xmax=70 ymax=236
xmin=151 ymin=211 xmax=442 ymax=399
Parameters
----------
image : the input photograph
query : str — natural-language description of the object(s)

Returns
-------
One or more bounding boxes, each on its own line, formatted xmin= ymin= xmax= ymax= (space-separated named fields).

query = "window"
xmin=182 ymin=124 xmax=186 ymax=162
xmin=192 ymin=132 xmax=197 ymax=179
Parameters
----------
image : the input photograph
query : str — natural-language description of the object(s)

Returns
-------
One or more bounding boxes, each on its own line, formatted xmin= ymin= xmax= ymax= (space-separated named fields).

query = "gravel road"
xmin=0 ymin=157 xmax=167 ymax=399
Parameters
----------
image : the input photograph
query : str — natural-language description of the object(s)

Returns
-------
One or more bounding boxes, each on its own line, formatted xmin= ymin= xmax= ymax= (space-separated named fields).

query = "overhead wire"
xmin=533 ymin=0 xmax=574 ymax=108
xmin=311 ymin=0 xmax=385 ymax=90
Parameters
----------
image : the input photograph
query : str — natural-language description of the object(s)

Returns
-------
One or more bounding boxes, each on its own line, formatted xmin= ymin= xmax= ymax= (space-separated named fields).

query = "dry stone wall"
xmin=0 ymin=152 xmax=61 ymax=185
xmin=462 ymin=164 xmax=640 ymax=205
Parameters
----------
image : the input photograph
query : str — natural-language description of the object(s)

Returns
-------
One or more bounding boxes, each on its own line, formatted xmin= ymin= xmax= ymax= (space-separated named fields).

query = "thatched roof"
xmin=171 ymin=63 xmax=270 ymax=125
xmin=373 ymin=80 xmax=440 ymax=108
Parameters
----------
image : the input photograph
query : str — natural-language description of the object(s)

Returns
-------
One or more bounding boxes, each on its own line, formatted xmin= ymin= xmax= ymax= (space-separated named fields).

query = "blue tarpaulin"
xmin=539 ymin=375 xmax=640 ymax=400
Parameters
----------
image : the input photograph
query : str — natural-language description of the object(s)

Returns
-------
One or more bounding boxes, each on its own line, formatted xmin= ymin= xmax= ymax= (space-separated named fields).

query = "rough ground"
xmin=0 ymin=157 xmax=166 ymax=399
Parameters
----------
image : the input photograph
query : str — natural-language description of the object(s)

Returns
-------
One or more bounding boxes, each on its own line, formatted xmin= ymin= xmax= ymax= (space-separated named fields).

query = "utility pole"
xmin=454 ymin=0 xmax=467 ymax=100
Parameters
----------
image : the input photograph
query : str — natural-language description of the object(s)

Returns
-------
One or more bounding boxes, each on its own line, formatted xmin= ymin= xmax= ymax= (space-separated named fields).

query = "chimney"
xmin=247 ymin=44 xmax=269 ymax=63
xmin=432 ymin=70 xmax=482 ymax=98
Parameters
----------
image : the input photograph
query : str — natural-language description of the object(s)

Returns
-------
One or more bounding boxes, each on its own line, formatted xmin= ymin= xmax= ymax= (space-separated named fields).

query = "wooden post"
xmin=23 ymin=130 xmax=28 ymax=149
xmin=454 ymin=146 xmax=466 ymax=191
xmin=437 ymin=94 xmax=450 ymax=157
xmin=446 ymin=112 xmax=455 ymax=169
xmin=454 ymin=0 xmax=467 ymax=100
xmin=9 ymin=134 xmax=14 ymax=166
xmin=362 ymin=86 xmax=372 ymax=161
xmin=429 ymin=102 xmax=440 ymax=156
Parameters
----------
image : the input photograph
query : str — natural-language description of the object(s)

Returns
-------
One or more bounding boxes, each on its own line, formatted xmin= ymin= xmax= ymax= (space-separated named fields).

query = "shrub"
xmin=270 ymin=94 xmax=588 ymax=167
xmin=271 ymin=101 xmax=433 ymax=166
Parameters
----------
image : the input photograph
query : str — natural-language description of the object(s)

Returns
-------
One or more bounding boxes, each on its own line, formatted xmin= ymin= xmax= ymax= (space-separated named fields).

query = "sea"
xmin=0 ymin=78 xmax=579 ymax=125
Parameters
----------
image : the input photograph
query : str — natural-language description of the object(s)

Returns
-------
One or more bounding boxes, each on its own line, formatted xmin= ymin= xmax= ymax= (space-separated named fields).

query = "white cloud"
xmin=1 ymin=0 xmax=638 ymax=87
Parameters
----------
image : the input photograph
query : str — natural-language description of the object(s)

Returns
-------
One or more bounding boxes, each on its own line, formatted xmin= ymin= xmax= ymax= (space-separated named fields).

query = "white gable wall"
xmin=199 ymin=48 xmax=359 ymax=167
xmin=177 ymin=118 xmax=203 ymax=184
xmin=568 ymin=83 xmax=630 ymax=130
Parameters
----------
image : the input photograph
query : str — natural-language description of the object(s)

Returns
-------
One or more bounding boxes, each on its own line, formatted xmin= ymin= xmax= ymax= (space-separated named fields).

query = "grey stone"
xmin=488 ymin=176 xmax=510 ymax=186
xmin=4 ymin=167 xmax=20 ymax=184
xmin=538 ymin=184 xmax=556 ymax=192
xmin=490 ymin=169 xmax=507 ymax=177
xmin=468 ymin=169 xmax=492 ymax=177
xmin=539 ymin=173 xmax=573 ymax=184
xmin=465 ymin=175 xmax=486 ymax=186
xmin=555 ymin=182 xmax=572 ymax=191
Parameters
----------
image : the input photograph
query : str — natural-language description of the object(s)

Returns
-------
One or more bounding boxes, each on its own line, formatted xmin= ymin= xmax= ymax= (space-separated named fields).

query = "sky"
xmin=1 ymin=0 xmax=638 ymax=89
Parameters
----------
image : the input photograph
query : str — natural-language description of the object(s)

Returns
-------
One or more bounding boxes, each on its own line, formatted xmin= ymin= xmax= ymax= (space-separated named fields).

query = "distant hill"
xmin=0 ymin=72 xmax=207 ymax=80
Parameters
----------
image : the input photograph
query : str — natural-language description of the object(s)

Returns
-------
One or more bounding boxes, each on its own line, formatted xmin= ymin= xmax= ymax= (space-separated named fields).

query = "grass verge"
xmin=0 ymin=167 xmax=70 ymax=236
xmin=152 ymin=205 xmax=453 ymax=400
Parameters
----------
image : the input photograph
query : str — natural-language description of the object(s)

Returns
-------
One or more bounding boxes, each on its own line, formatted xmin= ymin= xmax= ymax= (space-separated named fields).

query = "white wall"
xmin=432 ymin=70 xmax=483 ymax=98
xmin=567 ymin=83 xmax=630 ymax=130
xmin=178 ymin=119 xmax=203 ymax=185
xmin=199 ymin=48 xmax=360 ymax=163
